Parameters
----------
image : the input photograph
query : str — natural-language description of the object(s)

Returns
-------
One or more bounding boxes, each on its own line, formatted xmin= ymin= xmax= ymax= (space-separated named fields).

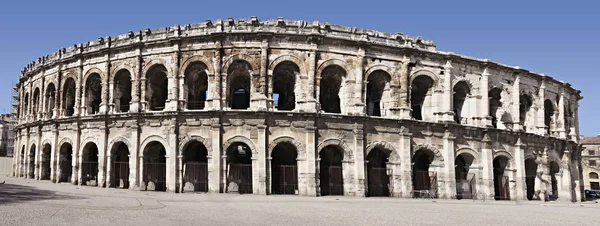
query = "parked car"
xmin=584 ymin=189 xmax=598 ymax=200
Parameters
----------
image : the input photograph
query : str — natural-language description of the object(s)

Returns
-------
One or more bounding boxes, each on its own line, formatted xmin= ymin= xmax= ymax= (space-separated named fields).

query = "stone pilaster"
xmin=480 ymin=68 xmax=491 ymax=127
xmin=129 ymin=51 xmax=142 ymax=113
xmin=537 ymin=80 xmax=547 ymax=135
xmin=440 ymin=61 xmax=454 ymax=123
xmin=557 ymin=92 xmax=566 ymax=138
xmin=256 ymin=124 xmax=267 ymax=195
xmin=559 ymin=148 xmax=572 ymax=202
xmin=512 ymin=75 xmax=522 ymax=131
xmin=396 ymin=57 xmax=412 ymax=119
xmin=166 ymin=49 xmax=180 ymax=112
xmin=513 ymin=138 xmax=527 ymax=200
xmin=398 ymin=127 xmax=413 ymax=198
xmin=354 ymin=49 xmax=366 ymax=115
xmin=251 ymin=40 xmax=269 ymax=111
xmin=305 ymin=125 xmax=317 ymax=196
xmin=129 ymin=124 xmax=139 ymax=190
xmin=166 ymin=122 xmax=177 ymax=192
xmin=353 ymin=123 xmax=365 ymax=197
xmin=304 ymin=46 xmax=317 ymax=112
xmin=209 ymin=119 xmax=221 ymax=193
xmin=480 ymin=134 xmax=495 ymax=199
xmin=441 ymin=130 xmax=456 ymax=199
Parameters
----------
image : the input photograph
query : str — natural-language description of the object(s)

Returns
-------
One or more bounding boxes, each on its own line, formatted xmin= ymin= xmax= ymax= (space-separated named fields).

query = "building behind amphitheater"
xmin=12 ymin=17 xmax=585 ymax=201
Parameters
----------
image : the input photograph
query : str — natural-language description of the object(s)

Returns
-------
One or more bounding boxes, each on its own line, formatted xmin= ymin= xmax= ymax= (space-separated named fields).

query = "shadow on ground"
xmin=0 ymin=182 xmax=85 ymax=205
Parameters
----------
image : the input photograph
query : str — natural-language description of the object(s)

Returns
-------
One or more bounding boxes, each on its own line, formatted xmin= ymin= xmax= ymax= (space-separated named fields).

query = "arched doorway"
xmin=366 ymin=148 xmax=390 ymax=197
xmin=272 ymin=61 xmax=299 ymax=111
xmin=113 ymin=70 xmax=132 ymax=113
xmin=493 ymin=156 xmax=510 ymax=200
xmin=549 ymin=161 xmax=560 ymax=200
xmin=19 ymin=146 xmax=25 ymax=177
xmin=319 ymin=65 xmax=346 ymax=113
xmin=227 ymin=60 xmax=252 ymax=110
xmin=525 ymin=158 xmax=537 ymax=200
xmin=183 ymin=141 xmax=209 ymax=192
xmin=111 ymin=142 xmax=130 ymax=189
xmin=271 ymin=142 xmax=298 ymax=195
xmin=41 ymin=144 xmax=51 ymax=180
xmin=81 ymin=143 xmax=99 ymax=186
xmin=184 ymin=62 xmax=209 ymax=110
xmin=412 ymin=149 xmax=437 ymax=198
xmin=366 ymin=70 xmax=391 ymax=116
xmin=146 ymin=65 xmax=169 ymax=111
xmin=226 ymin=142 xmax=253 ymax=194
xmin=143 ymin=141 xmax=167 ymax=191
xmin=28 ymin=144 xmax=36 ymax=178
xmin=84 ymin=73 xmax=102 ymax=115
xmin=455 ymin=153 xmax=476 ymax=199
xmin=319 ymin=145 xmax=344 ymax=196
xmin=59 ymin=143 xmax=73 ymax=183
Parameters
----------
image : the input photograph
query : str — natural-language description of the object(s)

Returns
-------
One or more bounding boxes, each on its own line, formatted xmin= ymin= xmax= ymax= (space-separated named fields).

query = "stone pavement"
xmin=0 ymin=176 xmax=597 ymax=226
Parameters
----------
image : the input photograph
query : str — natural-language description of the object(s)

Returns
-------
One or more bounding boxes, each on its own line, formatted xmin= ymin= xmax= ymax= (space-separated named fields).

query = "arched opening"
xmin=183 ymin=141 xmax=209 ymax=192
xmin=33 ymin=88 xmax=40 ymax=118
xmin=28 ymin=144 xmax=36 ymax=178
xmin=271 ymin=142 xmax=298 ymax=195
xmin=227 ymin=60 xmax=252 ymax=110
xmin=544 ymin=100 xmax=555 ymax=135
xmin=45 ymin=83 xmax=56 ymax=118
xmin=412 ymin=149 xmax=437 ymax=198
xmin=366 ymin=148 xmax=390 ymax=197
xmin=489 ymin=87 xmax=502 ymax=128
xmin=410 ymin=76 xmax=434 ymax=121
xmin=19 ymin=146 xmax=25 ymax=177
xmin=493 ymin=156 xmax=510 ymax=200
xmin=453 ymin=82 xmax=470 ymax=124
xmin=62 ymin=78 xmax=76 ymax=116
xmin=146 ymin=65 xmax=168 ymax=111
xmin=113 ymin=70 xmax=132 ymax=113
xmin=226 ymin=142 xmax=253 ymax=194
xmin=549 ymin=161 xmax=560 ymax=200
xmin=525 ymin=158 xmax=538 ymax=200
xmin=184 ymin=62 xmax=209 ymax=110
xmin=23 ymin=92 xmax=29 ymax=118
xmin=564 ymin=103 xmax=573 ymax=136
xmin=272 ymin=61 xmax=298 ymax=111
xmin=519 ymin=94 xmax=532 ymax=131
xmin=590 ymin=172 xmax=599 ymax=179
xmin=143 ymin=141 xmax=167 ymax=191
xmin=81 ymin=143 xmax=99 ymax=186
xmin=366 ymin=70 xmax=391 ymax=117
xmin=455 ymin=153 xmax=476 ymax=199
xmin=59 ymin=143 xmax=73 ymax=183
xmin=41 ymin=144 xmax=51 ymax=180
xmin=319 ymin=65 xmax=346 ymax=113
xmin=319 ymin=145 xmax=344 ymax=196
xmin=111 ymin=142 xmax=130 ymax=189
xmin=84 ymin=73 xmax=102 ymax=115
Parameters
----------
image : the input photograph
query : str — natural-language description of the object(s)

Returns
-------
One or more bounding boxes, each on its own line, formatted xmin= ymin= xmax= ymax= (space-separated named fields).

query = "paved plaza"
xmin=0 ymin=176 xmax=597 ymax=226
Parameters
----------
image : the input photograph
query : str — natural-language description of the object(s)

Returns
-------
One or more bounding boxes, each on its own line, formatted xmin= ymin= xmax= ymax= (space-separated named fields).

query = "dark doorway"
xmin=410 ymin=76 xmax=434 ymax=121
xmin=114 ymin=70 xmax=132 ymax=113
xmin=226 ymin=142 xmax=253 ymax=194
xmin=366 ymin=71 xmax=391 ymax=117
xmin=143 ymin=141 xmax=167 ymax=191
xmin=59 ymin=143 xmax=73 ymax=183
xmin=319 ymin=145 xmax=344 ymax=196
xmin=271 ymin=142 xmax=298 ymax=195
xmin=111 ymin=142 xmax=130 ymax=189
xmin=272 ymin=62 xmax=298 ymax=111
xmin=183 ymin=141 xmax=209 ymax=192
xmin=366 ymin=148 xmax=390 ymax=197
xmin=493 ymin=156 xmax=510 ymax=200
xmin=412 ymin=149 xmax=437 ymax=198
xmin=84 ymin=73 xmax=102 ymax=115
xmin=146 ymin=65 xmax=169 ymax=111
xmin=28 ymin=144 xmax=36 ymax=178
xmin=489 ymin=87 xmax=502 ymax=128
xmin=81 ymin=143 xmax=99 ymax=186
xmin=63 ymin=78 xmax=76 ymax=116
xmin=319 ymin=65 xmax=346 ymax=113
xmin=184 ymin=62 xmax=209 ymax=110
xmin=455 ymin=154 xmax=476 ymax=199
xmin=525 ymin=158 xmax=537 ymax=200
xmin=41 ymin=144 xmax=51 ymax=180
xmin=228 ymin=60 xmax=252 ymax=110
xmin=549 ymin=161 xmax=560 ymax=200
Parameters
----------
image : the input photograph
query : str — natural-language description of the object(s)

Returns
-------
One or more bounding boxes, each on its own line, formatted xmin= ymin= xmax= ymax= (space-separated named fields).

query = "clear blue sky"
xmin=1 ymin=0 xmax=598 ymax=135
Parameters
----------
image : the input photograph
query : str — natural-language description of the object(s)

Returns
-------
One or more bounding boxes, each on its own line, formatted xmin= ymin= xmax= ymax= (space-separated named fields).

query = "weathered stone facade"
xmin=12 ymin=17 xmax=583 ymax=201
xmin=581 ymin=136 xmax=600 ymax=192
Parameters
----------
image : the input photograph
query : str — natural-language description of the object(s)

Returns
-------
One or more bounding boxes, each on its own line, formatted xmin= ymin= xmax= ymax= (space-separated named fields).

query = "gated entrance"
xmin=28 ymin=144 xmax=36 ymax=178
xmin=271 ymin=142 xmax=298 ymax=195
xmin=493 ymin=156 xmax=510 ymax=200
xmin=319 ymin=145 xmax=344 ymax=196
xmin=81 ymin=143 xmax=99 ymax=186
xmin=455 ymin=154 xmax=476 ymax=199
xmin=183 ymin=141 xmax=209 ymax=192
xmin=412 ymin=149 xmax=438 ymax=198
xmin=226 ymin=142 xmax=253 ymax=194
xmin=111 ymin=142 xmax=129 ymax=189
xmin=525 ymin=158 xmax=537 ymax=200
xmin=59 ymin=143 xmax=73 ymax=183
xmin=41 ymin=144 xmax=52 ymax=180
xmin=143 ymin=141 xmax=167 ymax=192
xmin=367 ymin=148 xmax=390 ymax=197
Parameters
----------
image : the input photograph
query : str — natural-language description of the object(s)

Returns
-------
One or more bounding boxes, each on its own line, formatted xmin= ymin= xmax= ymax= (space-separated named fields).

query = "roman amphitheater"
xmin=12 ymin=17 xmax=585 ymax=202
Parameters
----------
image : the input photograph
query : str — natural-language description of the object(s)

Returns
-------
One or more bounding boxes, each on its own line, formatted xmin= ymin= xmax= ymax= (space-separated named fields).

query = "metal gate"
xmin=495 ymin=175 xmax=510 ymax=200
xmin=184 ymin=162 xmax=208 ymax=192
xmin=321 ymin=166 xmax=344 ymax=196
xmin=227 ymin=164 xmax=252 ymax=194
xmin=81 ymin=161 xmax=99 ymax=186
xmin=368 ymin=167 xmax=390 ymax=197
xmin=413 ymin=171 xmax=438 ymax=198
xmin=41 ymin=160 xmax=51 ymax=180
xmin=112 ymin=161 xmax=129 ymax=189
xmin=456 ymin=173 xmax=477 ymax=199
xmin=144 ymin=162 xmax=167 ymax=191
xmin=272 ymin=165 xmax=298 ymax=195
xmin=60 ymin=160 xmax=72 ymax=183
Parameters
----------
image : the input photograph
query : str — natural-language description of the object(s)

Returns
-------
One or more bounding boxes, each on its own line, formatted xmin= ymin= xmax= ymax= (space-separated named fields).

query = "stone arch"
xmin=179 ymin=135 xmax=213 ymax=156
xmin=140 ymin=135 xmax=170 ymax=156
xmin=409 ymin=69 xmax=439 ymax=87
xmin=108 ymin=136 xmax=132 ymax=156
xmin=58 ymin=137 xmax=74 ymax=150
xmin=317 ymin=138 xmax=353 ymax=161
xmin=493 ymin=149 xmax=514 ymax=168
xmin=110 ymin=63 xmax=136 ymax=81
xmin=83 ymin=67 xmax=106 ymax=83
xmin=142 ymin=58 xmax=173 ymax=77
xmin=41 ymin=139 xmax=52 ymax=148
xmin=455 ymin=146 xmax=481 ymax=165
xmin=365 ymin=141 xmax=399 ymax=163
xmin=28 ymin=138 xmax=38 ymax=150
xmin=61 ymin=72 xmax=78 ymax=87
xmin=452 ymin=78 xmax=475 ymax=92
xmin=223 ymin=135 xmax=257 ymax=155
xmin=316 ymin=59 xmax=349 ymax=80
xmin=412 ymin=143 xmax=444 ymax=166
xmin=364 ymin=65 xmax=394 ymax=81
xmin=180 ymin=56 xmax=215 ymax=76
xmin=267 ymin=136 xmax=306 ymax=159
xmin=222 ymin=54 xmax=257 ymax=75
xmin=268 ymin=55 xmax=307 ymax=75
